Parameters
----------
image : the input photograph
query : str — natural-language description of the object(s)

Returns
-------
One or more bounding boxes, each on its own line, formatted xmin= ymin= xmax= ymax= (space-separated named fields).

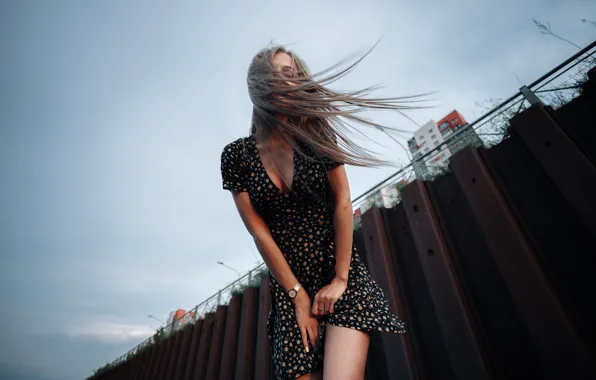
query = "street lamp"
xmin=148 ymin=315 xmax=165 ymax=325
xmin=217 ymin=261 xmax=242 ymax=277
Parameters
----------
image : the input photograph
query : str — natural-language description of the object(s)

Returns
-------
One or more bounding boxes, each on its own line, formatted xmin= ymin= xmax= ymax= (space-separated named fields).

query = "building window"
xmin=431 ymin=134 xmax=437 ymax=140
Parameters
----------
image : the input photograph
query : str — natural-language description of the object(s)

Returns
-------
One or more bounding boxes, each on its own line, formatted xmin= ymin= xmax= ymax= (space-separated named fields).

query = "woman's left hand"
xmin=312 ymin=277 xmax=348 ymax=316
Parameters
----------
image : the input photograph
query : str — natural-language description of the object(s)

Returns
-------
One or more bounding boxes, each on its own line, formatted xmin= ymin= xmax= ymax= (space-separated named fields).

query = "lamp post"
xmin=217 ymin=261 xmax=242 ymax=278
xmin=148 ymin=315 xmax=165 ymax=325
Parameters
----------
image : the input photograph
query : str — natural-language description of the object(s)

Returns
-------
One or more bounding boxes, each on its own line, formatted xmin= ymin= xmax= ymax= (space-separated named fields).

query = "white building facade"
xmin=408 ymin=120 xmax=452 ymax=179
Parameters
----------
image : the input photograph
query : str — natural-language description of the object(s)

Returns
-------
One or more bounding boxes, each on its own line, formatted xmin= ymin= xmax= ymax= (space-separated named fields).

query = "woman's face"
xmin=272 ymin=51 xmax=297 ymax=78
xmin=271 ymin=52 xmax=299 ymax=112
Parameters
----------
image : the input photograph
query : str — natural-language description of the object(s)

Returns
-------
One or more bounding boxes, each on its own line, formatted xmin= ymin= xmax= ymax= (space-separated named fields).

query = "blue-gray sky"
xmin=2 ymin=1 xmax=594 ymax=379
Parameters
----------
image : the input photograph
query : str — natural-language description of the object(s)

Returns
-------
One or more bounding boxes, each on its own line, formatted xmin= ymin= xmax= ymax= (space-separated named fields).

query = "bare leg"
xmin=296 ymin=371 xmax=323 ymax=380
xmin=323 ymin=325 xmax=370 ymax=380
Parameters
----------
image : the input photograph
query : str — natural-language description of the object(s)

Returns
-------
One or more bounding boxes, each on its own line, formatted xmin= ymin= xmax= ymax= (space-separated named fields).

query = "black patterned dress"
xmin=221 ymin=135 xmax=406 ymax=379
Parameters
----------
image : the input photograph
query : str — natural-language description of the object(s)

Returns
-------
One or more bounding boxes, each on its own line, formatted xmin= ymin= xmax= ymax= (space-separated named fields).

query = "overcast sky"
xmin=2 ymin=0 xmax=595 ymax=379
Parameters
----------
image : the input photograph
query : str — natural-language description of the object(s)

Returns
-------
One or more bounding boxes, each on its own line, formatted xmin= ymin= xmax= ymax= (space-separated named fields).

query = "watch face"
xmin=288 ymin=289 xmax=297 ymax=298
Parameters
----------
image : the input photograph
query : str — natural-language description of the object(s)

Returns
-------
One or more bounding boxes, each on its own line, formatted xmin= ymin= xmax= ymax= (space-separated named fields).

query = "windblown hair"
xmin=247 ymin=44 xmax=426 ymax=167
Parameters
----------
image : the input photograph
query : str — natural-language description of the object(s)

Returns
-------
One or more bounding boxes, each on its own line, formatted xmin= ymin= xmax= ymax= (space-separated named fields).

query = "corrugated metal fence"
xmin=92 ymin=67 xmax=596 ymax=380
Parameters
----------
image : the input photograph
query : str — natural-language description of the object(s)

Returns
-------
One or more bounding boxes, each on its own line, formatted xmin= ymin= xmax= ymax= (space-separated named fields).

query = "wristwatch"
xmin=287 ymin=283 xmax=302 ymax=299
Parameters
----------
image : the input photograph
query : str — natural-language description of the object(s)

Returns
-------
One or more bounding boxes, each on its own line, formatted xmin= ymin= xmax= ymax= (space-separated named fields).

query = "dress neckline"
xmin=250 ymin=135 xmax=296 ymax=197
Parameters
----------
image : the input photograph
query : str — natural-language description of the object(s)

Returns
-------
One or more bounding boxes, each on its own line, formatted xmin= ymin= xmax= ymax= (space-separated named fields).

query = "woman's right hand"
xmin=294 ymin=293 xmax=319 ymax=353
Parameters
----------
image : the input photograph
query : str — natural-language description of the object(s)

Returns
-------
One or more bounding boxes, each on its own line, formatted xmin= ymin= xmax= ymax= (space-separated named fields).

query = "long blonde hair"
xmin=247 ymin=44 xmax=426 ymax=167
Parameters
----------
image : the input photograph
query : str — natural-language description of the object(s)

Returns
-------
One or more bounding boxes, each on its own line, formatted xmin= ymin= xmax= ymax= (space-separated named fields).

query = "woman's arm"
xmin=231 ymin=192 xmax=302 ymax=297
xmin=312 ymin=165 xmax=353 ymax=316
xmin=328 ymin=165 xmax=353 ymax=281
xmin=230 ymin=191 xmax=319 ymax=352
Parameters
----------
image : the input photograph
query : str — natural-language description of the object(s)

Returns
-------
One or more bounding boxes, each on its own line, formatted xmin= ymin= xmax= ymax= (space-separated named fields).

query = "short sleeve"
xmin=321 ymin=134 xmax=344 ymax=170
xmin=221 ymin=139 xmax=249 ymax=193
xmin=321 ymin=155 xmax=343 ymax=171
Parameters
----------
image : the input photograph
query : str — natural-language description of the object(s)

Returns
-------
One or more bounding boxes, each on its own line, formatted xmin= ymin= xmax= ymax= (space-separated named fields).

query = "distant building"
xmin=408 ymin=120 xmax=452 ymax=179
xmin=167 ymin=309 xmax=195 ymax=332
xmin=437 ymin=110 xmax=482 ymax=155
xmin=409 ymin=110 xmax=482 ymax=179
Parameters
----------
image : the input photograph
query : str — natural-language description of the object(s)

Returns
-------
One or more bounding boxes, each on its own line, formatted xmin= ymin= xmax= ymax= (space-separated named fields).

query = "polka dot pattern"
xmin=221 ymin=136 xmax=406 ymax=379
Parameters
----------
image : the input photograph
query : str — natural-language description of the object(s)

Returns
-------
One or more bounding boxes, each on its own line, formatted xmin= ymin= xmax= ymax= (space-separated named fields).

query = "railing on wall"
xmin=351 ymin=39 xmax=596 ymax=213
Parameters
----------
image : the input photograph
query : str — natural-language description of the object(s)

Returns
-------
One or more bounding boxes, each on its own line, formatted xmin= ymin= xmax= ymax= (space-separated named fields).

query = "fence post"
xmin=519 ymin=86 xmax=544 ymax=106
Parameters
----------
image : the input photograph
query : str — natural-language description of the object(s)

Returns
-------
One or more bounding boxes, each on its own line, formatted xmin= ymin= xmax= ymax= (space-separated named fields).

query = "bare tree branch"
xmin=533 ymin=19 xmax=583 ymax=50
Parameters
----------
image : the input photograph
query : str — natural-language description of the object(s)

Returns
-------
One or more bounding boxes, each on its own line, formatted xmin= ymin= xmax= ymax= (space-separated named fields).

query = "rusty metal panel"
xmin=106 ymin=364 xmax=119 ymax=380
xmin=139 ymin=344 xmax=158 ymax=380
xmin=128 ymin=350 xmax=144 ymax=380
xmin=164 ymin=328 xmax=185 ymax=380
xmin=194 ymin=312 xmax=216 ymax=380
xmin=111 ymin=361 xmax=123 ymax=380
xmin=157 ymin=332 xmax=176 ymax=380
xmin=124 ymin=357 xmax=135 ymax=380
xmin=183 ymin=319 xmax=204 ymax=380
xmin=400 ymin=179 xmax=490 ymax=380
xmin=219 ymin=295 xmax=242 ymax=380
xmin=173 ymin=325 xmax=194 ymax=380
xmin=125 ymin=359 xmax=135 ymax=380
xmin=126 ymin=352 xmax=139 ymax=380
xmin=551 ymin=73 xmax=596 ymax=165
xmin=450 ymin=146 xmax=596 ymax=378
xmin=158 ymin=334 xmax=175 ymax=379
xmin=133 ymin=347 xmax=153 ymax=380
xmin=110 ymin=366 xmax=120 ymax=380
xmin=119 ymin=363 xmax=128 ymax=380
xmin=482 ymin=135 xmax=596 ymax=350
xmin=234 ymin=286 xmax=259 ymax=380
xmin=113 ymin=365 xmax=122 ymax=380
xmin=353 ymin=230 xmax=383 ymax=380
xmin=253 ymin=277 xmax=272 ymax=380
xmin=148 ymin=340 xmax=167 ymax=380
xmin=381 ymin=205 xmax=456 ymax=380
xmin=360 ymin=207 xmax=417 ymax=380
xmin=97 ymin=368 xmax=108 ymax=380
xmin=510 ymin=104 xmax=596 ymax=236
xmin=427 ymin=170 xmax=543 ymax=378
xmin=121 ymin=355 xmax=134 ymax=380
xmin=133 ymin=348 xmax=150 ymax=380
xmin=206 ymin=306 xmax=229 ymax=380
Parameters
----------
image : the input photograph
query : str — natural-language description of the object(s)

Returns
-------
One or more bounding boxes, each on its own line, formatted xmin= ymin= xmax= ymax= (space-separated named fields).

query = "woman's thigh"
xmin=323 ymin=324 xmax=370 ymax=380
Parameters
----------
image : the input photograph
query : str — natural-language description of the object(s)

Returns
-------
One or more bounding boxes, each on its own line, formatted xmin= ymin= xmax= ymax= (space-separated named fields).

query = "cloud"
xmin=66 ymin=320 xmax=154 ymax=343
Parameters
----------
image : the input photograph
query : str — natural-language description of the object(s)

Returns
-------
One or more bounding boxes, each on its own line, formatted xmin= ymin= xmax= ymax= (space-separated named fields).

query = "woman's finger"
xmin=320 ymin=299 xmax=328 ymax=315
xmin=300 ymin=327 xmax=309 ymax=353
xmin=307 ymin=325 xmax=317 ymax=350
xmin=329 ymin=299 xmax=336 ymax=314
xmin=312 ymin=293 xmax=322 ymax=315
xmin=323 ymin=294 xmax=332 ymax=314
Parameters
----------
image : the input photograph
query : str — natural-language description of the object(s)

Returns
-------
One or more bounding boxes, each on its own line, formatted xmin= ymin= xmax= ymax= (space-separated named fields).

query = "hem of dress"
xmin=287 ymin=368 xmax=322 ymax=380
xmin=326 ymin=320 xmax=407 ymax=335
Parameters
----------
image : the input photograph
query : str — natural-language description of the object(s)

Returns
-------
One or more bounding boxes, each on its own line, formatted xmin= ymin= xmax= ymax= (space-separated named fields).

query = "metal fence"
xmin=89 ymin=39 xmax=596 ymax=379
xmin=351 ymin=39 xmax=596 ymax=213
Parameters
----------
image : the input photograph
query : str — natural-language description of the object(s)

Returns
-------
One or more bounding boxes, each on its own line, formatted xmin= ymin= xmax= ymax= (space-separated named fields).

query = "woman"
xmin=221 ymin=45 xmax=409 ymax=379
